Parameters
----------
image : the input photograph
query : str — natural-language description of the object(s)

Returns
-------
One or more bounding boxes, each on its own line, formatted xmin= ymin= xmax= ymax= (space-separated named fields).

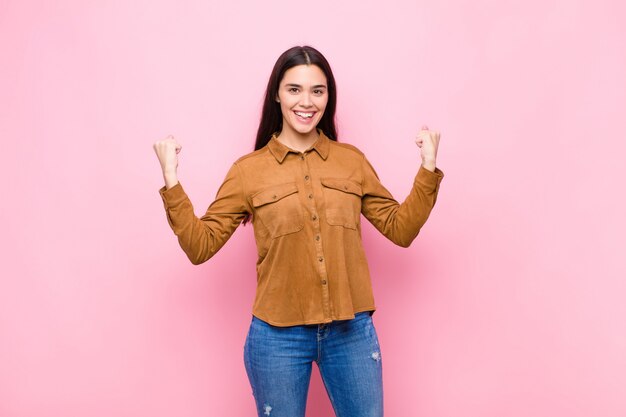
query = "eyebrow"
xmin=285 ymin=83 xmax=327 ymax=89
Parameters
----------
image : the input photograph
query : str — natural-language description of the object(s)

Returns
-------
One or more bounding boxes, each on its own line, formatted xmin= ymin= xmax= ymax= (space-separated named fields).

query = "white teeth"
xmin=295 ymin=111 xmax=313 ymax=118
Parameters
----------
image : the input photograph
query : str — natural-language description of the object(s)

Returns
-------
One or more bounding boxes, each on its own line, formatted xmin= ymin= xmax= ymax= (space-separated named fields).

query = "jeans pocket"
xmin=366 ymin=316 xmax=380 ymax=348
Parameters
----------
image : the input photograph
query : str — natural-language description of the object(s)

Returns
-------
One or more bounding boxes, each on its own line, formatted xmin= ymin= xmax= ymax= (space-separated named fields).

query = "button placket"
xmin=300 ymin=153 xmax=331 ymax=319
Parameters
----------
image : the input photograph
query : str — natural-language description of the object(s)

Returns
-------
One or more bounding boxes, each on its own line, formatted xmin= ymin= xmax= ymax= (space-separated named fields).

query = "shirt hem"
xmin=252 ymin=306 xmax=377 ymax=327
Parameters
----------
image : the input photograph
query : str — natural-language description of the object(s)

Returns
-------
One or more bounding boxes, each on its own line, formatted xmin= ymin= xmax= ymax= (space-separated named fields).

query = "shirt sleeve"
xmin=158 ymin=162 xmax=249 ymax=264
xmin=360 ymin=154 xmax=444 ymax=247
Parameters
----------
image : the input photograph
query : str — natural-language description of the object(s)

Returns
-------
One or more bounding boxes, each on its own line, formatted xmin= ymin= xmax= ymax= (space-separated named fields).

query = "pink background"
xmin=1 ymin=1 xmax=625 ymax=416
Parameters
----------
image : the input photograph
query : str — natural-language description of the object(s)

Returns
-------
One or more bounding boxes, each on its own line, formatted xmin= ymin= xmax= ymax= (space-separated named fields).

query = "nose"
xmin=300 ymin=92 xmax=313 ymax=107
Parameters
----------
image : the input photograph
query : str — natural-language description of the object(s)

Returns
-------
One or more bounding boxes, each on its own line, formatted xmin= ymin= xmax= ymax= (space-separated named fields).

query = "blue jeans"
xmin=243 ymin=311 xmax=384 ymax=417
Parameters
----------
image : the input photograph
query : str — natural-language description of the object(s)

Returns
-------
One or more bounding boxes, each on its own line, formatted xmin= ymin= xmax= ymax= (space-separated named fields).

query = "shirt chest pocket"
xmin=251 ymin=182 xmax=304 ymax=238
xmin=320 ymin=178 xmax=363 ymax=230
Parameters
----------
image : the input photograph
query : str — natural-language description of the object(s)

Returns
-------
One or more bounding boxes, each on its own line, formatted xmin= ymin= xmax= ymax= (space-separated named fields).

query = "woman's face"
xmin=276 ymin=64 xmax=328 ymax=137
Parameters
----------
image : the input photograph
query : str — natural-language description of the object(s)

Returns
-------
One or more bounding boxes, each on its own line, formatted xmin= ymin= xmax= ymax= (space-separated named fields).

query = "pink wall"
xmin=1 ymin=1 xmax=625 ymax=416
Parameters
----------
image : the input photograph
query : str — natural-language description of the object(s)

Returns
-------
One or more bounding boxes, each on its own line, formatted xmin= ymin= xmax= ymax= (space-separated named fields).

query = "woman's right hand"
xmin=153 ymin=135 xmax=182 ymax=189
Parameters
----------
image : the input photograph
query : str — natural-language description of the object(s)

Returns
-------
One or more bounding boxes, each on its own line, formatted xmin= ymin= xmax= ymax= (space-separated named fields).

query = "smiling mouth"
xmin=294 ymin=111 xmax=315 ymax=118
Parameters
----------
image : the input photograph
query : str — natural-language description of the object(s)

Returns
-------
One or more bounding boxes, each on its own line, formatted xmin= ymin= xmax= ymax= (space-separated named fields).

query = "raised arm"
xmin=154 ymin=136 xmax=249 ymax=264
xmin=360 ymin=126 xmax=444 ymax=247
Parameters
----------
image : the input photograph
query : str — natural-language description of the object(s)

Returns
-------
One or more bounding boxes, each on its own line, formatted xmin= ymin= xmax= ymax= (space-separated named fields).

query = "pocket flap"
xmin=320 ymin=178 xmax=363 ymax=197
xmin=252 ymin=183 xmax=299 ymax=207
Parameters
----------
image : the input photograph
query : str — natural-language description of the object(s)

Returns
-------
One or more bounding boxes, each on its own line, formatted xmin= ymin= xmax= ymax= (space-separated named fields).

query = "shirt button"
xmin=318 ymin=257 xmax=324 ymax=262
xmin=312 ymin=215 xmax=317 ymax=221
xmin=321 ymin=280 xmax=327 ymax=285
xmin=315 ymin=235 xmax=320 ymax=241
xmin=300 ymin=155 xmax=305 ymax=160
xmin=308 ymin=194 xmax=313 ymax=199
xmin=272 ymin=195 xmax=277 ymax=199
xmin=304 ymin=175 xmax=310 ymax=180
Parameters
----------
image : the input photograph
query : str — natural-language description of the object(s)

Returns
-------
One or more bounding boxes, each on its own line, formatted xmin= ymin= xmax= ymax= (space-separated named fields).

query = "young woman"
xmin=153 ymin=45 xmax=443 ymax=417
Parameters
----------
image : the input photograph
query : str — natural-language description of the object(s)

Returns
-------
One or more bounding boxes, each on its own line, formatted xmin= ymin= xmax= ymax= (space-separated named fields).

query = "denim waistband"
xmin=252 ymin=310 xmax=373 ymax=329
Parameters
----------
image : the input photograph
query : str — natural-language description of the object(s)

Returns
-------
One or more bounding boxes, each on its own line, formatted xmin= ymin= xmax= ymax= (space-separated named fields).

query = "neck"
xmin=276 ymin=127 xmax=319 ymax=153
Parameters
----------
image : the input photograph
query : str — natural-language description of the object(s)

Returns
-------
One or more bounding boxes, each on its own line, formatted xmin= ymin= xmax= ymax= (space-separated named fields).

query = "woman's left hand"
xmin=415 ymin=125 xmax=440 ymax=172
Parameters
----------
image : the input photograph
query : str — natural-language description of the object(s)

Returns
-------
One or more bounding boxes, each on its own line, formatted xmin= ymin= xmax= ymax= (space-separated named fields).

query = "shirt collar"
xmin=268 ymin=128 xmax=330 ymax=163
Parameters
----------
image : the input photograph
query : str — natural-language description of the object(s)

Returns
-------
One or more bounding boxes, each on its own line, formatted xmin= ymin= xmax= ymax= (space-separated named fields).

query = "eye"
xmin=288 ymin=87 xmax=299 ymax=93
xmin=314 ymin=89 xmax=325 ymax=95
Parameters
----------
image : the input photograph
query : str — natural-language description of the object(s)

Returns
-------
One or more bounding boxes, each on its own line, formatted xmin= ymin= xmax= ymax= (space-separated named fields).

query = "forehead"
xmin=280 ymin=64 xmax=327 ymax=85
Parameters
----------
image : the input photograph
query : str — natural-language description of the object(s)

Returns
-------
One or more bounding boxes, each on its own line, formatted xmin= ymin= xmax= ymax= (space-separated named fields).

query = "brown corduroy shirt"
xmin=159 ymin=129 xmax=444 ymax=326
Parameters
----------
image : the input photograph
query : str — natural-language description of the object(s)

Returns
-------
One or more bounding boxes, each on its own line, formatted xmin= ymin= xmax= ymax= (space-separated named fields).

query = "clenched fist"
xmin=153 ymin=135 xmax=182 ymax=189
xmin=415 ymin=125 xmax=440 ymax=172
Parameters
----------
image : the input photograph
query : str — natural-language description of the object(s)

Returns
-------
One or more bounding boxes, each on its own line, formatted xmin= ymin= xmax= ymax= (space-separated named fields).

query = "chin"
xmin=296 ymin=127 xmax=317 ymax=135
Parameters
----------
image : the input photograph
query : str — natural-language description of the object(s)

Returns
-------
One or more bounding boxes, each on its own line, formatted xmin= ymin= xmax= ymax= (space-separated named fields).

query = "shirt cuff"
xmin=414 ymin=165 xmax=444 ymax=188
xmin=158 ymin=182 xmax=187 ymax=207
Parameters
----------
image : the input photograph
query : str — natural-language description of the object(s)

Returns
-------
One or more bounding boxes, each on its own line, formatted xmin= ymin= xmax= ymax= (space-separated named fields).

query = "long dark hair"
xmin=254 ymin=45 xmax=338 ymax=150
